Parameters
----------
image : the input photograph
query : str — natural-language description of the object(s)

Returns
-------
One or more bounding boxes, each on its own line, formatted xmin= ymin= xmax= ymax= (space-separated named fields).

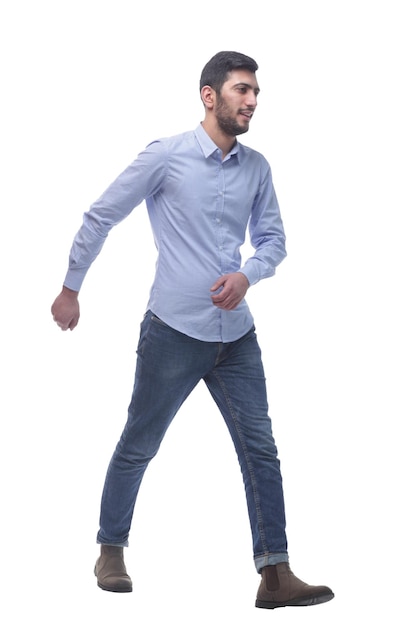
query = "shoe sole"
xmin=256 ymin=591 xmax=334 ymax=609
xmin=94 ymin=566 xmax=133 ymax=593
xmin=96 ymin=581 xmax=132 ymax=593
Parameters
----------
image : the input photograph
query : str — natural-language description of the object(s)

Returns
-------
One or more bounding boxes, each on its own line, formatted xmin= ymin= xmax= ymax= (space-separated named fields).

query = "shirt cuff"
xmin=63 ymin=267 xmax=87 ymax=292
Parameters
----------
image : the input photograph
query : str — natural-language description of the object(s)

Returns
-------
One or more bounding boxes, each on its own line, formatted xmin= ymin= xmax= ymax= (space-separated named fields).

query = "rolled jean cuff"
xmin=254 ymin=551 xmax=289 ymax=573
xmin=96 ymin=537 xmax=129 ymax=548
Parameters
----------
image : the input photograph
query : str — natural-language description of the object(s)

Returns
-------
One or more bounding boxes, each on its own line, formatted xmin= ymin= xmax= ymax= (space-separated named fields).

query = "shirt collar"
xmin=194 ymin=123 xmax=241 ymax=162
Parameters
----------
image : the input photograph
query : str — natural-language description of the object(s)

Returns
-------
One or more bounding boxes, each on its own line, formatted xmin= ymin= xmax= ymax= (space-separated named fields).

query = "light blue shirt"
xmin=64 ymin=124 xmax=286 ymax=342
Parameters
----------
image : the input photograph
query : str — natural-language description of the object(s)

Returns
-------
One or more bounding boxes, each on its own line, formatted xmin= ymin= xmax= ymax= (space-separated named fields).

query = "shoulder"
xmin=145 ymin=129 xmax=196 ymax=152
xmin=238 ymin=141 xmax=271 ymax=173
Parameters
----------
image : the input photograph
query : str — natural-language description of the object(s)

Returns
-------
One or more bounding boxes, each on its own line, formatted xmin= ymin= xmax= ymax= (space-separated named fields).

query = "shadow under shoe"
xmin=256 ymin=562 xmax=334 ymax=609
xmin=94 ymin=545 xmax=132 ymax=593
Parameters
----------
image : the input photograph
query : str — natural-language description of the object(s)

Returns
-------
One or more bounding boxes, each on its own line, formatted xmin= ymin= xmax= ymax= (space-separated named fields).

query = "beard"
xmin=214 ymin=94 xmax=250 ymax=137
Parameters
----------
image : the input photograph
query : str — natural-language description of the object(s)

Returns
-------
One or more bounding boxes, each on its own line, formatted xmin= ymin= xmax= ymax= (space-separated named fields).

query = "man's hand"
xmin=210 ymin=272 xmax=249 ymax=311
xmin=51 ymin=286 xmax=80 ymax=331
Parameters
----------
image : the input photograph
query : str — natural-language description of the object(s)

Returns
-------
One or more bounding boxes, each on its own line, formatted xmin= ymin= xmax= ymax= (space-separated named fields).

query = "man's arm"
xmin=63 ymin=142 xmax=166 ymax=293
xmin=240 ymin=162 xmax=286 ymax=286
xmin=51 ymin=140 xmax=167 ymax=330
xmin=51 ymin=286 xmax=80 ymax=331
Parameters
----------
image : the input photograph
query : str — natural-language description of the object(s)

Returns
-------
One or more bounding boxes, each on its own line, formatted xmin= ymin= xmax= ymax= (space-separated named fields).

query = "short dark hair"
xmin=199 ymin=51 xmax=258 ymax=94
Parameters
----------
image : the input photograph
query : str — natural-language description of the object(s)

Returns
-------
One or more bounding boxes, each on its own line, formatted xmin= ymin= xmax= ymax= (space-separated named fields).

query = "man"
xmin=51 ymin=51 xmax=334 ymax=609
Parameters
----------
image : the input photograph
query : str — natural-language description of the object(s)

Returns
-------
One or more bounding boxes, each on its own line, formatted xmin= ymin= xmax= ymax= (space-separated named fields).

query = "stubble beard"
xmin=215 ymin=95 xmax=250 ymax=137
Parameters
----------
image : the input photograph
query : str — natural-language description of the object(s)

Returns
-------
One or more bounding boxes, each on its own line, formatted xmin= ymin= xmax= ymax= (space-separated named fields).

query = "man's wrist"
xmin=62 ymin=285 xmax=79 ymax=298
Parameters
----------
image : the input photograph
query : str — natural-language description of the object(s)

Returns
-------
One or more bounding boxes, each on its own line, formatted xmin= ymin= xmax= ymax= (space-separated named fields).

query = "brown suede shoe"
xmin=256 ymin=562 xmax=334 ymax=608
xmin=94 ymin=545 xmax=132 ymax=593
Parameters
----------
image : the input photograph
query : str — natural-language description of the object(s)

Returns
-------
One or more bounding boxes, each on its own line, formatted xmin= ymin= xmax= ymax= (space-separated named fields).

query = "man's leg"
xmin=203 ymin=326 xmax=288 ymax=566
xmin=95 ymin=311 xmax=217 ymax=590
xmin=204 ymin=326 xmax=334 ymax=608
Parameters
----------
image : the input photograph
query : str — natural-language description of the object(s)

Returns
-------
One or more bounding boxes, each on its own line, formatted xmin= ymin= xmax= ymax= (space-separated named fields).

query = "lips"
xmin=239 ymin=110 xmax=254 ymax=119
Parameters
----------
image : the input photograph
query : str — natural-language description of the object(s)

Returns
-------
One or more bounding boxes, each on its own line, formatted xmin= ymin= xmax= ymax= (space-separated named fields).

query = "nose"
xmin=245 ymin=89 xmax=258 ymax=108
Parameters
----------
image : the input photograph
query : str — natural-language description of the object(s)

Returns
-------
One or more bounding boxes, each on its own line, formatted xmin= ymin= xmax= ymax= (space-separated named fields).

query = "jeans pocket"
xmin=150 ymin=312 xmax=170 ymax=328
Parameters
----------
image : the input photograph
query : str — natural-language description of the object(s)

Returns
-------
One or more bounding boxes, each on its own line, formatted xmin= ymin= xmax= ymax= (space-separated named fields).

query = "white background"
xmin=1 ymin=1 xmax=416 ymax=623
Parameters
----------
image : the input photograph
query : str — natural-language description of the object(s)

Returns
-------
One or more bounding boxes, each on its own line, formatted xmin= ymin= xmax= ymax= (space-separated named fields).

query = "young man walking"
xmin=51 ymin=51 xmax=334 ymax=609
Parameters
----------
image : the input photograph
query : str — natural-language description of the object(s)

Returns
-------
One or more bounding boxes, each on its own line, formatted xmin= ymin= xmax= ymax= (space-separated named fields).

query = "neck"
xmin=201 ymin=120 xmax=236 ymax=159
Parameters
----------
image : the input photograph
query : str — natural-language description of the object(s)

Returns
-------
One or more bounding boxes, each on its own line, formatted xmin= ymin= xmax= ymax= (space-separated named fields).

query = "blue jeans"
xmin=97 ymin=310 xmax=288 ymax=572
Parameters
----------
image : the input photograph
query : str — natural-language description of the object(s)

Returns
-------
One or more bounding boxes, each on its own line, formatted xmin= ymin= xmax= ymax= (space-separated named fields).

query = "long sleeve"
xmin=240 ymin=164 xmax=287 ymax=286
xmin=63 ymin=142 xmax=166 ymax=291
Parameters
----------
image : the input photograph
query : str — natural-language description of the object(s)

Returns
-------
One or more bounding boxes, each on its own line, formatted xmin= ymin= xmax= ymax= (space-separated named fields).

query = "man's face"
xmin=214 ymin=69 xmax=260 ymax=137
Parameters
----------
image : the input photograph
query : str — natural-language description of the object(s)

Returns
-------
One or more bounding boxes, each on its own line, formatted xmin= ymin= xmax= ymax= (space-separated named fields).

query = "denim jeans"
xmin=97 ymin=310 xmax=288 ymax=572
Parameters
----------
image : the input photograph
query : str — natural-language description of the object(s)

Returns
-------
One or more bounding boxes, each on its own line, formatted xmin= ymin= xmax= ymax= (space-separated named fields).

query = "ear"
xmin=200 ymin=85 xmax=216 ymax=109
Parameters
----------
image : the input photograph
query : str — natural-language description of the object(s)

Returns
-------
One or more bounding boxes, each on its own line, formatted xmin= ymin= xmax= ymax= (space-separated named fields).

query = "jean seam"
xmin=212 ymin=369 xmax=268 ymax=554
